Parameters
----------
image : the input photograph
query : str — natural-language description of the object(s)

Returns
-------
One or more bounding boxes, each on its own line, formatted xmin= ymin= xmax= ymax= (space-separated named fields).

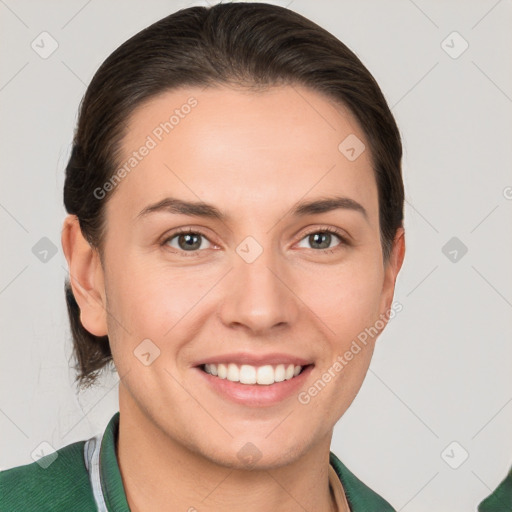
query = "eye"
xmin=161 ymin=225 xmax=350 ymax=257
xmin=161 ymin=228 xmax=214 ymax=256
xmin=296 ymin=226 xmax=349 ymax=254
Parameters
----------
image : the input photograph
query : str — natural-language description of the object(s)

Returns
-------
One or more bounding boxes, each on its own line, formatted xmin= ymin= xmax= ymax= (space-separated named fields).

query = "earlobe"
xmin=61 ymin=214 xmax=108 ymax=337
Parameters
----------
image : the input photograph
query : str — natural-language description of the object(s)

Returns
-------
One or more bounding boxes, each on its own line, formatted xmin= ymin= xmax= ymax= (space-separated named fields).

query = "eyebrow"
xmin=136 ymin=195 xmax=368 ymax=223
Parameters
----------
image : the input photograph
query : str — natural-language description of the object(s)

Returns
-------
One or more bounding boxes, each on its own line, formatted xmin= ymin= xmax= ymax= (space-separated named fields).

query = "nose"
xmin=218 ymin=245 xmax=300 ymax=335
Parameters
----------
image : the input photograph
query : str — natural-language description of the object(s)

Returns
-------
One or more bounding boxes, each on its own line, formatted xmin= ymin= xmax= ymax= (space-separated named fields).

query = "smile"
xmin=202 ymin=363 xmax=305 ymax=385
xmin=196 ymin=363 xmax=314 ymax=407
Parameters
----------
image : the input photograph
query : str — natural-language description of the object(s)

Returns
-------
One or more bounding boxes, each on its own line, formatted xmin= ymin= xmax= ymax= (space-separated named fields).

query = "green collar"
xmin=98 ymin=412 xmax=130 ymax=511
xmin=477 ymin=465 xmax=512 ymax=512
xmin=97 ymin=412 xmax=395 ymax=511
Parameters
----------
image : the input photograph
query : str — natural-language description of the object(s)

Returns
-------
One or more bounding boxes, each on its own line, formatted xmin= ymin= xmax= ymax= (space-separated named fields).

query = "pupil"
xmin=180 ymin=233 xmax=200 ymax=250
xmin=178 ymin=232 xmax=331 ymax=251
xmin=311 ymin=232 xmax=330 ymax=249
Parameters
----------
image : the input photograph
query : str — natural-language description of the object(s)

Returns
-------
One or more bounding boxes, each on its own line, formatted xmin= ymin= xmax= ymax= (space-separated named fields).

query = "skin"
xmin=62 ymin=84 xmax=405 ymax=512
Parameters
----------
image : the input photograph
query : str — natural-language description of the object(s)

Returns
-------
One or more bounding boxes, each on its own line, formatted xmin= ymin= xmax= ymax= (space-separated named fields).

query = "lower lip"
xmin=195 ymin=365 xmax=314 ymax=407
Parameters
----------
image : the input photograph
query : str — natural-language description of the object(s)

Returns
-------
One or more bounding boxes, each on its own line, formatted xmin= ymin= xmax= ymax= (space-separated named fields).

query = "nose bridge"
xmin=219 ymin=235 xmax=298 ymax=332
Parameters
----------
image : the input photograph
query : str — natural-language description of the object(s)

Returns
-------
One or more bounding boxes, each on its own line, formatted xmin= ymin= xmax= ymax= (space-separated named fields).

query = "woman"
xmin=0 ymin=2 xmax=405 ymax=510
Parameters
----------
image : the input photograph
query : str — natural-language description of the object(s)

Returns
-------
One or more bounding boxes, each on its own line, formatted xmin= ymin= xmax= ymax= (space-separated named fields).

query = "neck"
xmin=116 ymin=389 xmax=338 ymax=512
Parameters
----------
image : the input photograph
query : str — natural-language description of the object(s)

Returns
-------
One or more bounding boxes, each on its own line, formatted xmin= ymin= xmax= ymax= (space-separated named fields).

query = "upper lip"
xmin=194 ymin=352 xmax=313 ymax=367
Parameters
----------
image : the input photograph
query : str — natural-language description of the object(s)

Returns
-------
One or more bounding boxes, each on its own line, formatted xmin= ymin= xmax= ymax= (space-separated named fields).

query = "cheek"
xmin=304 ymin=254 xmax=384 ymax=341
xmin=105 ymin=254 xmax=214 ymax=344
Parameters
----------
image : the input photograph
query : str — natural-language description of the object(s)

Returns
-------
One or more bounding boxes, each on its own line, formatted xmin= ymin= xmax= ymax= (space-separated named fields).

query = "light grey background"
xmin=1 ymin=1 xmax=511 ymax=511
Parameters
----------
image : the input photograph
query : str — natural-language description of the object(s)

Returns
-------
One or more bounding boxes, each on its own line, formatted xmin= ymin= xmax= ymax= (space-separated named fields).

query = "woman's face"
xmin=95 ymin=84 xmax=404 ymax=467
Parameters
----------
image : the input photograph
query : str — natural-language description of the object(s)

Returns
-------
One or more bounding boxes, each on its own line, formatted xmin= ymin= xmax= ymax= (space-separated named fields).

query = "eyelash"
xmin=160 ymin=226 xmax=350 ymax=258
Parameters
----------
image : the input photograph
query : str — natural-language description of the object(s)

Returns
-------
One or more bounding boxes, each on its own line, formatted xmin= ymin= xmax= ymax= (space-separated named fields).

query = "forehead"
xmin=108 ymin=84 xmax=378 ymax=226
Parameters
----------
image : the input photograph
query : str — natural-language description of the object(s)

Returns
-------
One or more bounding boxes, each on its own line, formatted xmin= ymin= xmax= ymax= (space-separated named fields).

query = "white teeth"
xmin=239 ymin=365 xmax=257 ymax=384
xmin=217 ymin=363 xmax=227 ymax=379
xmin=203 ymin=363 xmax=304 ymax=385
xmin=256 ymin=365 xmax=274 ymax=385
xmin=227 ymin=363 xmax=238 ymax=381
xmin=274 ymin=364 xmax=285 ymax=382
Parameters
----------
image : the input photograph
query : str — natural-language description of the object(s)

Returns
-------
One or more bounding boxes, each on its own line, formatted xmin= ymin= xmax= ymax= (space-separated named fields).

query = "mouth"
xmin=198 ymin=362 xmax=311 ymax=386
xmin=194 ymin=362 xmax=315 ymax=407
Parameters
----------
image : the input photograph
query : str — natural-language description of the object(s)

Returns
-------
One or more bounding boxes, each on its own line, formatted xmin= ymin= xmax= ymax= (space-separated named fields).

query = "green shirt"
xmin=0 ymin=412 xmax=396 ymax=511
xmin=477 ymin=466 xmax=512 ymax=512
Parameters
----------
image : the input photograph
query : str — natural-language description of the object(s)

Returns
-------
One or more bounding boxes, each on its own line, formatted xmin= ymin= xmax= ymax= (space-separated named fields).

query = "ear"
xmin=61 ymin=214 xmax=108 ymax=337
xmin=379 ymin=226 xmax=406 ymax=318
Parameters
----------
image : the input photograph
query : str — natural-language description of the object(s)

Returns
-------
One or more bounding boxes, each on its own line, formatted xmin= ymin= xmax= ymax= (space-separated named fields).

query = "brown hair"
xmin=63 ymin=2 xmax=404 ymax=389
